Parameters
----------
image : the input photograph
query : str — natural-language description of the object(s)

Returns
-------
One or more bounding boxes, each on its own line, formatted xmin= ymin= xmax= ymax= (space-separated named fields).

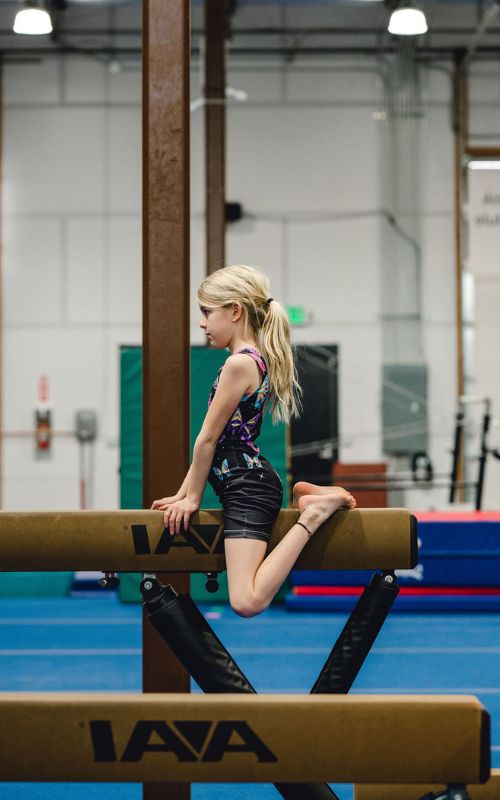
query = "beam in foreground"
xmin=355 ymin=770 xmax=500 ymax=799
xmin=0 ymin=693 xmax=488 ymax=784
xmin=0 ymin=507 xmax=416 ymax=572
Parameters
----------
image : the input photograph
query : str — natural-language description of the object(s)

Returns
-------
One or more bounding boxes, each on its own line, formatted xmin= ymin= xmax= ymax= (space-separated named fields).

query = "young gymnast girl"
xmin=152 ymin=264 xmax=356 ymax=618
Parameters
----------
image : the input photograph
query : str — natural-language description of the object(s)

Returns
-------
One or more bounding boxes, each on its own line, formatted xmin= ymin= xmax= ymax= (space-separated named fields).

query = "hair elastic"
xmin=264 ymin=297 xmax=274 ymax=310
xmin=296 ymin=519 xmax=314 ymax=539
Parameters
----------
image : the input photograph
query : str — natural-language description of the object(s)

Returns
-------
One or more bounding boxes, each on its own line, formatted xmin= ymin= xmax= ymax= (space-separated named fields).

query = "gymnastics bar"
xmin=0 ymin=507 xmax=416 ymax=573
xmin=0 ymin=693 xmax=489 ymax=785
xmin=354 ymin=771 xmax=500 ymax=799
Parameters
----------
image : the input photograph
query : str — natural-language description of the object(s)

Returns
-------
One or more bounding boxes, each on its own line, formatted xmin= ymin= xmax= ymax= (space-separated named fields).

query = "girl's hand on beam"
xmin=163 ymin=497 xmax=200 ymax=536
xmin=151 ymin=494 xmax=183 ymax=510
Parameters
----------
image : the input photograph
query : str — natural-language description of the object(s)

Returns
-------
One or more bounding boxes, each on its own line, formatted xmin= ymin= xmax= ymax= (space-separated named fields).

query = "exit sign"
xmin=287 ymin=305 xmax=308 ymax=326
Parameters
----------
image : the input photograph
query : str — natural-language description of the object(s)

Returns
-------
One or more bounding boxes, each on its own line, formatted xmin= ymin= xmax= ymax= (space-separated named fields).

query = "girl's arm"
xmin=162 ymin=358 xmax=261 ymax=534
xmin=185 ymin=437 xmax=217 ymax=505
xmin=151 ymin=464 xmax=193 ymax=508
xmin=177 ymin=464 xmax=193 ymax=498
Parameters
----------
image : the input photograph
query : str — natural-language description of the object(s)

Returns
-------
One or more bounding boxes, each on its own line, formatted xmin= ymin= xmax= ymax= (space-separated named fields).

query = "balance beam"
xmin=0 ymin=693 xmax=488 ymax=784
xmin=355 ymin=771 xmax=500 ymax=799
xmin=0 ymin=507 xmax=416 ymax=572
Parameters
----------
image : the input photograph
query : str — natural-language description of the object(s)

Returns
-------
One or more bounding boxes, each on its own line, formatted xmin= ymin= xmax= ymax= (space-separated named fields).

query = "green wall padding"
xmin=119 ymin=346 xmax=143 ymax=603
xmin=0 ymin=572 xmax=73 ymax=598
xmin=119 ymin=345 xmax=288 ymax=603
xmin=120 ymin=347 xmax=143 ymax=511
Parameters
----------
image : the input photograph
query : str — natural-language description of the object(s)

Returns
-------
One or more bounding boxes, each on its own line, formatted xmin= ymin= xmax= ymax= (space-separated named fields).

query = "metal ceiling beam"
xmin=2 ymin=26 xmax=500 ymax=37
xmin=465 ymin=0 xmax=500 ymax=60
xmin=2 ymin=45 xmax=500 ymax=57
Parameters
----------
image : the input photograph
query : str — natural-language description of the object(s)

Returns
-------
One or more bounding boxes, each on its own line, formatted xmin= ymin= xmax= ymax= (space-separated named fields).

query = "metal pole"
xmin=452 ymin=53 xmax=467 ymax=501
xmin=475 ymin=400 xmax=491 ymax=511
xmin=449 ymin=408 xmax=464 ymax=503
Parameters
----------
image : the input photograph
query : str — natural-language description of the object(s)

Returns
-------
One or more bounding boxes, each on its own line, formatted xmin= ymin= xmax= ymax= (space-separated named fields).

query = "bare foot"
xmin=296 ymin=489 xmax=356 ymax=537
xmin=292 ymin=480 xmax=346 ymax=509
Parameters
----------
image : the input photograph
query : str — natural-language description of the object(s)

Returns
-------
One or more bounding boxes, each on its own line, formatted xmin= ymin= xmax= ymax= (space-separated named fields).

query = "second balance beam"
xmin=0 ymin=693 xmax=488 ymax=785
xmin=0 ymin=507 xmax=416 ymax=573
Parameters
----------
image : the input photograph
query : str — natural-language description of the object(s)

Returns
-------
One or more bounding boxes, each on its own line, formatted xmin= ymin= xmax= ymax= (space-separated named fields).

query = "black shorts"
xmin=217 ymin=462 xmax=283 ymax=543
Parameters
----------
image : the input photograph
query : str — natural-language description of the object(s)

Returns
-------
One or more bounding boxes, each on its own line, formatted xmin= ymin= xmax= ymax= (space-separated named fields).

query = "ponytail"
xmin=258 ymin=299 xmax=303 ymax=425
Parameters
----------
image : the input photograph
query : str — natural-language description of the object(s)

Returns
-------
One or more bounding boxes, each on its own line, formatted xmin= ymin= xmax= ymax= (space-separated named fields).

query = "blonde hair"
xmin=197 ymin=264 xmax=303 ymax=425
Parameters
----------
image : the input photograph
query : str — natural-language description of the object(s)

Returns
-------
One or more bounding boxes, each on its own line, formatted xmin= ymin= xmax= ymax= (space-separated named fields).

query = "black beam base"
xmin=140 ymin=575 xmax=339 ymax=800
xmin=311 ymin=572 xmax=399 ymax=695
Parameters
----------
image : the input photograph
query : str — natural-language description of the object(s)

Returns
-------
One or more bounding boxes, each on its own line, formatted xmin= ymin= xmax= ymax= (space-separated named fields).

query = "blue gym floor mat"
xmin=1 ymin=595 xmax=500 ymax=799
xmin=286 ymin=593 xmax=500 ymax=612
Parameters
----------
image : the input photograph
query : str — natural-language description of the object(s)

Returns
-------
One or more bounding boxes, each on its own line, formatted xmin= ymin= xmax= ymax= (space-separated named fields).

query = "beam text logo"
xmin=90 ymin=719 xmax=278 ymax=763
xmin=130 ymin=521 xmax=224 ymax=556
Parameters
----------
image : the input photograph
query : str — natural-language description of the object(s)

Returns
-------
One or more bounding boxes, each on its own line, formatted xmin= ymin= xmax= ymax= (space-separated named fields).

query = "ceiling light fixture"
xmin=388 ymin=4 xmax=428 ymax=36
xmin=13 ymin=1 xmax=53 ymax=36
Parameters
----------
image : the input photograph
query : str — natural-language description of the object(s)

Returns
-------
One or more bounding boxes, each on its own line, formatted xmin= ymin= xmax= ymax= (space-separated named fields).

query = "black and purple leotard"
xmin=207 ymin=346 xmax=283 ymax=543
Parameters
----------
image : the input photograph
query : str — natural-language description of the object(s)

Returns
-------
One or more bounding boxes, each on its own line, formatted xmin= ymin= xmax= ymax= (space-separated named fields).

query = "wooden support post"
xmin=142 ymin=1 xmax=191 ymax=799
xmin=205 ymin=0 xmax=227 ymax=274
xmin=466 ymin=146 xmax=500 ymax=158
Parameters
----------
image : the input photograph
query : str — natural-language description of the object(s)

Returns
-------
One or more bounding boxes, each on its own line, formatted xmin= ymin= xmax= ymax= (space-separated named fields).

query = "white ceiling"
xmin=0 ymin=0 xmax=498 ymax=62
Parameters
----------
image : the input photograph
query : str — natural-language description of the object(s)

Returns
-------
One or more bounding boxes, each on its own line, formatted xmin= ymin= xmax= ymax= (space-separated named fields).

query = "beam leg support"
xmin=140 ymin=575 xmax=339 ymax=800
xmin=141 ymin=574 xmax=256 ymax=693
xmin=311 ymin=572 xmax=399 ymax=694
xmin=277 ymin=575 xmax=399 ymax=798
xmin=419 ymin=785 xmax=470 ymax=800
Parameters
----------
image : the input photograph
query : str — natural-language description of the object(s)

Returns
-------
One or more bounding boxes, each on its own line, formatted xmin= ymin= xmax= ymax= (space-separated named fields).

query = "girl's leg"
xmin=225 ymin=488 xmax=355 ymax=618
xmin=224 ymin=538 xmax=268 ymax=618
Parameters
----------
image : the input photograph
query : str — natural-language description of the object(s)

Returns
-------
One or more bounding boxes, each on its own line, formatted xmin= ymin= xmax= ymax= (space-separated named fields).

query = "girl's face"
xmin=199 ymin=303 xmax=235 ymax=347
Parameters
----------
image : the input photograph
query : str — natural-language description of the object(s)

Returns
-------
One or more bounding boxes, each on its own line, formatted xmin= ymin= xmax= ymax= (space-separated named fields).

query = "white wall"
xmin=193 ymin=62 xmax=385 ymax=467
xmin=465 ymin=62 xmax=500 ymax=509
xmin=2 ymin=57 xmax=141 ymax=510
xmin=2 ymin=54 xmax=499 ymax=511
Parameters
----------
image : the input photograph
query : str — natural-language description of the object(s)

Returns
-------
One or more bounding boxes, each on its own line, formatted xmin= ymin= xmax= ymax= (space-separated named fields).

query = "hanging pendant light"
xmin=13 ymin=1 xmax=53 ymax=35
xmin=388 ymin=4 xmax=428 ymax=36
